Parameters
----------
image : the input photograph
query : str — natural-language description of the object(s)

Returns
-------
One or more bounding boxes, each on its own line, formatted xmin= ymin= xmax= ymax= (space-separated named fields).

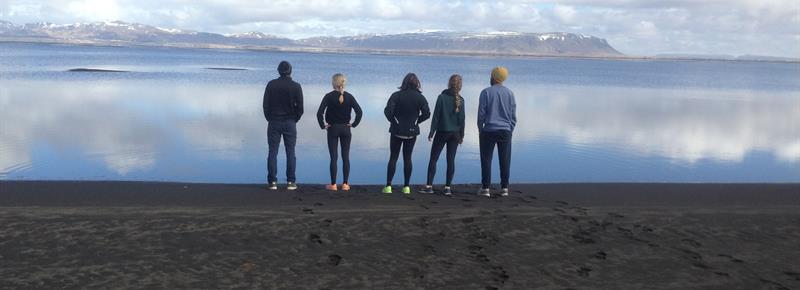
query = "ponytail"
xmin=448 ymin=74 xmax=463 ymax=112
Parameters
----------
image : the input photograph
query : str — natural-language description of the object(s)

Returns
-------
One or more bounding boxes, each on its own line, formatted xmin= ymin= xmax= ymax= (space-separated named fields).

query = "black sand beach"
xmin=1 ymin=181 xmax=798 ymax=289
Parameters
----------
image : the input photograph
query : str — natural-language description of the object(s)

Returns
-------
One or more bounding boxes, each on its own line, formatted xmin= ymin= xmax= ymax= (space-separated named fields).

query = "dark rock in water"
xmin=68 ymin=68 xmax=128 ymax=72
xmin=205 ymin=67 xmax=248 ymax=71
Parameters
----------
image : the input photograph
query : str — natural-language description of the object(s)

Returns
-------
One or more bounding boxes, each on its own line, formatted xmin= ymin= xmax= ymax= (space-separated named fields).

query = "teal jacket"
xmin=428 ymin=89 xmax=466 ymax=139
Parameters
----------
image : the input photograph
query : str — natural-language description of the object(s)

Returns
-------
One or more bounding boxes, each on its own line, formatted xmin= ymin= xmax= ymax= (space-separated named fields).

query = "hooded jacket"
xmin=384 ymin=88 xmax=430 ymax=137
xmin=428 ymin=89 xmax=465 ymax=140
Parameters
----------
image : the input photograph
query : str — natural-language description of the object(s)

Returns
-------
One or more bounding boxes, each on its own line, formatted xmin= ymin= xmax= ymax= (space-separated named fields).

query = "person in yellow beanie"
xmin=477 ymin=66 xmax=517 ymax=197
xmin=491 ymin=66 xmax=508 ymax=84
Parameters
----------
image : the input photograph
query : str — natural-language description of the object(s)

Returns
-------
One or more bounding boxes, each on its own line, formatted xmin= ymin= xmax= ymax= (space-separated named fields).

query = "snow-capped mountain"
xmin=297 ymin=31 xmax=621 ymax=56
xmin=0 ymin=20 xmax=622 ymax=56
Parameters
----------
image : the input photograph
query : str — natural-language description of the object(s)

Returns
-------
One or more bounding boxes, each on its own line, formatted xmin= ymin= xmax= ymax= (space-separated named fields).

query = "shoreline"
xmin=2 ymin=180 xmax=798 ymax=207
xmin=3 ymin=39 xmax=798 ymax=64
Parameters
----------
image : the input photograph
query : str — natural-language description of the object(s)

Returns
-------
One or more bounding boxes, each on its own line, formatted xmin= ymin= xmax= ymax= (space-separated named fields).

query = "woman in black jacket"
xmin=317 ymin=73 xmax=363 ymax=191
xmin=383 ymin=73 xmax=431 ymax=194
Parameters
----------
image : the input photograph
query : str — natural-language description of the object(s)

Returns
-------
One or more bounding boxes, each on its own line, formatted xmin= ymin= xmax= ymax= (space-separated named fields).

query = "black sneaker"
xmin=418 ymin=186 xmax=434 ymax=194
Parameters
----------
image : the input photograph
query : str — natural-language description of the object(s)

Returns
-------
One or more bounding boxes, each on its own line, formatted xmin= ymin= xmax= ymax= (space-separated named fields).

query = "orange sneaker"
xmin=341 ymin=183 xmax=351 ymax=191
xmin=325 ymin=184 xmax=338 ymax=191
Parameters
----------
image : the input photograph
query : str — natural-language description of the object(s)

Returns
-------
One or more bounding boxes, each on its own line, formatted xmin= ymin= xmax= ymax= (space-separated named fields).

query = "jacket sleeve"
xmin=351 ymin=95 xmax=363 ymax=128
xmin=262 ymin=84 xmax=270 ymax=121
xmin=428 ymin=95 xmax=442 ymax=139
xmin=294 ymin=83 xmax=304 ymax=122
xmin=477 ymin=90 xmax=487 ymax=131
xmin=384 ymin=94 xmax=397 ymax=125
xmin=316 ymin=94 xmax=327 ymax=129
xmin=417 ymin=95 xmax=431 ymax=124
xmin=458 ymin=97 xmax=466 ymax=140
xmin=510 ymin=91 xmax=517 ymax=131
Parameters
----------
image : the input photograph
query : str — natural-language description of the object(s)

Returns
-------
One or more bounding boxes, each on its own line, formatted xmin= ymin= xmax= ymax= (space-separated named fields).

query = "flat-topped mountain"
xmin=0 ymin=20 xmax=622 ymax=57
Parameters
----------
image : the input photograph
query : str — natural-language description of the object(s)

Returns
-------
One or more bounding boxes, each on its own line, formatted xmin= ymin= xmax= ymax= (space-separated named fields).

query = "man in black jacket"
xmin=263 ymin=61 xmax=303 ymax=190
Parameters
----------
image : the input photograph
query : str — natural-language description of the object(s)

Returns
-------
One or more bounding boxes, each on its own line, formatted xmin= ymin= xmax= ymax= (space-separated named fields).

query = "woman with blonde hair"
xmin=419 ymin=74 xmax=465 ymax=196
xmin=317 ymin=73 xmax=363 ymax=191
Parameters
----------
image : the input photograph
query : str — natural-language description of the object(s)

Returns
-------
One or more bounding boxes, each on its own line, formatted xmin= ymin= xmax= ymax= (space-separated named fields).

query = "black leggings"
xmin=426 ymin=131 xmax=460 ymax=186
xmin=386 ymin=135 xmax=417 ymax=187
xmin=327 ymin=124 xmax=352 ymax=184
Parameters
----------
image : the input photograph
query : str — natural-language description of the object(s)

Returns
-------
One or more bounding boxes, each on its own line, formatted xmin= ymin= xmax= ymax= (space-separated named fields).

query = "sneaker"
xmin=477 ymin=188 xmax=491 ymax=197
xmin=418 ymin=185 xmax=434 ymax=194
xmin=268 ymin=182 xmax=278 ymax=190
xmin=402 ymin=186 xmax=411 ymax=194
xmin=325 ymin=184 xmax=338 ymax=191
xmin=500 ymin=188 xmax=509 ymax=197
xmin=287 ymin=182 xmax=298 ymax=190
xmin=382 ymin=186 xmax=393 ymax=194
xmin=341 ymin=183 xmax=350 ymax=191
xmin=443 ymin=186 xmax=452 ymax=196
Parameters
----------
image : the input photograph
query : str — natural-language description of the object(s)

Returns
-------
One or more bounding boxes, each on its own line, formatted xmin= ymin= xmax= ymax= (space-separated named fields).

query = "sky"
xmin=1 ymin=0 xmax=799 ymax=57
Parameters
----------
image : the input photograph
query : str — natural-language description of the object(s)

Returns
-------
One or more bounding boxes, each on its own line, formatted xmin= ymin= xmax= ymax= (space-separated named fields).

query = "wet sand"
xmin=1 ymin=181 xmax=798 ymax=289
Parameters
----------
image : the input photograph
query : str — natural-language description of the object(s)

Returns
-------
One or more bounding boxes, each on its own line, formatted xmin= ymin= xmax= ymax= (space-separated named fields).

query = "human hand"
xmin=324 ymin=124 xmax=331 ymax=129
xmin=459 ymin=138 xmax=463 ymax=144
xmin=428 ymin=137 xmax=433 ymax=142
xmin=346 ymin=123 xmax=352 ymax=127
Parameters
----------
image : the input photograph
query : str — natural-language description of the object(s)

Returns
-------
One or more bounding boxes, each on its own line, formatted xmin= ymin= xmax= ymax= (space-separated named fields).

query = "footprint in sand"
xmin=759 ymin=278 xmax=790 ymax=290
xmin=490 ymin=265 xmax=510 ymax=284
xmin=313 ymin=202 xmax=323 ymax=207
xmin=593 ymin=251 xmax=607 ymax=260
xmin=576 ymin=266 xmax=592 ymax=277
xmin=302 ymin=208 xmax=314 ymax=214
xmin=461 ymin=217 xmax=475 ymax=224
xmin=607 ymin=212 xmax=625 ymax=218
xmin=785 ymin=271 xmax=800 ymax=281
xmin=308 ymin=233 xmax=323 ymax=244
xmin=328 ymin=254 xmax=342 ymax=266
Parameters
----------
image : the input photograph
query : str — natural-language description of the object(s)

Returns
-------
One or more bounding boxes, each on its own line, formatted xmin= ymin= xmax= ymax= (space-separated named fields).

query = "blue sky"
xmin=1 ymin=0 xmax=799 ymax=57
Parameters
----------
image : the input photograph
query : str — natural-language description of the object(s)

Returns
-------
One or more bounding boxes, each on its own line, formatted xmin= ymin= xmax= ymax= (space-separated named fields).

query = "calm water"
xmin=1 ymin=42 xmax=799 ymax=183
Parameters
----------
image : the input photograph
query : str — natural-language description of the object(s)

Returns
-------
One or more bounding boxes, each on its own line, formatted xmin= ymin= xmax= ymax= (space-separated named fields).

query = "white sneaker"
xmin=268 ymin=182 xmax=278 ymax=190
xmin=287 ymin=182 xmax=298 ymax=190
xmin=500 ymin=188 xmax=509 ymax=197
xmin=443 ymin=186 xmax=452 ymax=196
xmin=477 ymin=188 xmax=490 ymax=197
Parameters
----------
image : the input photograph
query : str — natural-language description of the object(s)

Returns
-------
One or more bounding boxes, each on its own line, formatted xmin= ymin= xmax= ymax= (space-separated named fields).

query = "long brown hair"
xmin=399 ymin=73 xmax=421 ymax=92
xmin=448 ymin=74 xmax=462 ymax=112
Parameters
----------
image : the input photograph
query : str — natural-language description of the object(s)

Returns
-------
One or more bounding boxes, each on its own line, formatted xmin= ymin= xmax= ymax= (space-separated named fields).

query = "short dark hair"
xmin=278 ymin=61 xmax=292 ymax=76
xmin=399 ymin=73 xmax=421 ymax=92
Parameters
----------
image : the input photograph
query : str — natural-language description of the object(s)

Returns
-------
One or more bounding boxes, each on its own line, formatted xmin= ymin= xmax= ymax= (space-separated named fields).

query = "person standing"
xmin=263 ymin=60 xmax=303 ymax=190
xmin=419 ymin=74 xmax=465 ymax=196
xmin=317 ymin=73 xmax=363 ymax=191
xmin=477 ymin=66 xmax=516 ymax=197
xmin=383 ymin=73 xmax=431 ymax=194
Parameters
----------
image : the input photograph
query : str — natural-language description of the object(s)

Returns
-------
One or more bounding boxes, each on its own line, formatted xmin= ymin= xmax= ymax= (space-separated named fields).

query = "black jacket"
xmin=384 ymin=89 xmax=430 ymax=136
xmin=316 ymin=90 xmax=363 ymax=129
xmin=263 ymin=76 xmax=303 ymax=122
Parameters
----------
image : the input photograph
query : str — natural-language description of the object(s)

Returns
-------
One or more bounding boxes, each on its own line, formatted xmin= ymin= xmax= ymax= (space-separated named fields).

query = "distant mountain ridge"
xmin=0 ymin=20 xmax=623 ymax=57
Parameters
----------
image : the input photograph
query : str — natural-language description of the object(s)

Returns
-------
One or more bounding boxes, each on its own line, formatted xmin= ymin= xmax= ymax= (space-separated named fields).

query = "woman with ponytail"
xmin=317 ymin=73 xmax=363 ymax=191
xmin=419 ymin=74 xmax=465 ymax=196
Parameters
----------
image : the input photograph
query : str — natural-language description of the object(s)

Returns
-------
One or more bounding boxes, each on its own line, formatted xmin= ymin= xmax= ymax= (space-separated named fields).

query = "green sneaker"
xmin=382 ymin=186 xmax=392 ymax=194
xmin=402 ymin=186 xmax=411 ymax=194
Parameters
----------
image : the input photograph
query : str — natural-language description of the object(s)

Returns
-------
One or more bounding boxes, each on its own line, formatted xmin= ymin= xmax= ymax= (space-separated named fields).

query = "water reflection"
xmin=1 ymin=79 xmax=797 ymax=182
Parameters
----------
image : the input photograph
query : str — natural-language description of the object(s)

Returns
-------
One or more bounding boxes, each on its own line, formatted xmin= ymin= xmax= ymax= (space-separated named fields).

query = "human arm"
xmin=262 ymin=84 xmax=270 ymax=121
xmin=458 ymin=97 xmax=466 ymax=142
xmin=316 ymin=94 xmax=328 ymax=129
xmin=428 ymin=95 xmax=442 ymax=140
xmin=477 ymin=90 xmax=487 ymax=131
xmin=294 ymin=83 xmax=304 ymax=122
xmin=351 ymin=94 xmax=363 ymax=128
xmin=417 ymin=94 xmax=431 ymax=124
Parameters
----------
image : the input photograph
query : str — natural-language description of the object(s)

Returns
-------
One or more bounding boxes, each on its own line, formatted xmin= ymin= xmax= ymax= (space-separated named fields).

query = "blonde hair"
xmin=332 ymin=73 xmax=347 ymax=91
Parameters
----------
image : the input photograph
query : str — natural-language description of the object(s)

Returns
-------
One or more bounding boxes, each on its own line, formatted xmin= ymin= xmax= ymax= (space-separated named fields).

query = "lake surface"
xmin=1 ymin=42 xmax=798 ymax=184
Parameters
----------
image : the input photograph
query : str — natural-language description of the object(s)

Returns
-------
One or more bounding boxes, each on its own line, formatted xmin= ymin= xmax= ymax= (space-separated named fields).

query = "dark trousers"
xmin=267 ymin=120 xmax=297 ymax=183
xmin=387 ymin=135 xmax=417 ymax=187
xmin=426 ymin=131 xmax=460 ymax=186
xmin=327 ymin=124 xmax=352 ymax=185
xmin=479 ymin=130 xmax=512 ymax=189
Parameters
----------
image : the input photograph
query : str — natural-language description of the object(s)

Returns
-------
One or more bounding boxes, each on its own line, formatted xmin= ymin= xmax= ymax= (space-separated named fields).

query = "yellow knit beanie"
xmin=491 ymin=66 xmax=508 ymax=83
